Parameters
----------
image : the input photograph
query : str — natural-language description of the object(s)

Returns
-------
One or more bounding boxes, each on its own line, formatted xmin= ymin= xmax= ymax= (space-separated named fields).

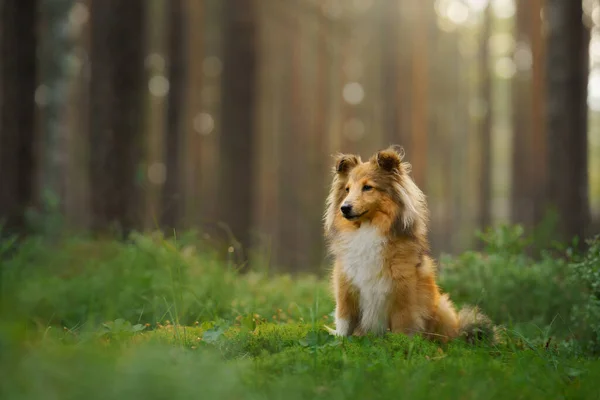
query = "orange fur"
xmin=323 ymin=145 xmax=494 ymax=343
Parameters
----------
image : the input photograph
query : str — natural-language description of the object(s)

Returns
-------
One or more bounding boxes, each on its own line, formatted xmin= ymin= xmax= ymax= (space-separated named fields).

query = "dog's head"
xmin=324 ymin=145 xmax=428 ymax=237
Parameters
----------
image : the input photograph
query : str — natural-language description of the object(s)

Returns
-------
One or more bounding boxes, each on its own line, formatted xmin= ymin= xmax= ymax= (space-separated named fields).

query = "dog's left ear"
xmin=334 ymin=153 xmax=360 ymax=175
xmin=373 ymin=145 xmax=403 ymax=172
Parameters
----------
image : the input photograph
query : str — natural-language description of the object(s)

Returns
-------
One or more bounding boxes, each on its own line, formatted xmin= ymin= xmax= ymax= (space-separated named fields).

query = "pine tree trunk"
xmin=0 ymin=0 xmax=38 ymax=237
xmin=511 ymin=0 xmax=534 ymax=229
xmin=545 ymin=0 xmax=590 ymax=244
xmin=162 ymin=0 xmax=185 ymax=231
xmin=478 ymin=4 xmax=492 ymax=232
xmin=218 ymin=0 xmax=257 ymax=265
xmin=35 ymin=0 xmax=74 ymax=233
xmin=89 ymin=0 xmax=146 ymax=235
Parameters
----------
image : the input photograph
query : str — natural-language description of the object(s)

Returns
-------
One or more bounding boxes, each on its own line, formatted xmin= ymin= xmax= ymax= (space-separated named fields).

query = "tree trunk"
xmin=410 ymin=1 xmax=429 ymax=189
xmin=0 ymin=0 xmax=38 ymax=237
xmin=180 ymin=0 xmax=205 ymax=231
xmin=218 ymin=0 xmax=257 ymax=266
xmin=162 ymin=0 xmax=185 ymax=231
xmin=142 ymin=0 xmax=169 ymax=230
xmin=89 ymin=0 xmax=146 ymax=236
xmin=545 ymin=0 xmax=590 ymax=244
xmin=381 ymin=0 xmax=411 ymax=149
xmin=510 ymin=0 xmax=547 ymax=238
xmin=511 ymin=0 xmax=534 ymax=229
xmin=529 ymin=0 xmax=547 ymax=230
xmin=35 ymin=0 xmax=74 ymax=234
xmin=64 ymin=0 xmax=92 ymax=232
xmin=478 ymin=4 xmax=492 ymax=232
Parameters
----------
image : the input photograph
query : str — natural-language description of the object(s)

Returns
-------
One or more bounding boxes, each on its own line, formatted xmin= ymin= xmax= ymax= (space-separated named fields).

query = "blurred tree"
xmin=218 ymin=0 xmax=257 ymax=266
xmin=511 ymin=0 xmax=546 ymax=234
xmin=277 ymin=6 xmax=302 ymax=270
xmin=381 ymin=0 xmax=411 ymax=150
xmin=410 ymin=1 xmax=430 ymax=189
xmin=529 ymin=0 xmax=546 ymax=228
xmin=545 ymin=0 xmax=590 ymax=244
xmin=181 ymin=0 xmax=206 ymax=232
xmin=478 ymin=4 xmax=492 ymax=232
xmin=35 ymin=0 xmax=74 ymax=226
xmin=252 ymin=1 xmax=286 ymax=269
xmin=89 ymin=0 xmax=146 ymax=235
xmin=63 ymin=0 xmax=92 ymax=232
xmin=0 ymin=0 xmax=38 ymax=237
xmin=142 ymin=0 xmax=169 ymax=230
xmin=162 ymin=0 xmax=185 ymax=231
xmin=511 ymin=0 xmax=534 ymax=229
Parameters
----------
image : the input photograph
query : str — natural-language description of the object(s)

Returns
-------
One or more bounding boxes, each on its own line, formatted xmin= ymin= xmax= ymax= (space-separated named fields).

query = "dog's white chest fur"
xmin=338 ymin=223 xmax=391 ymax=334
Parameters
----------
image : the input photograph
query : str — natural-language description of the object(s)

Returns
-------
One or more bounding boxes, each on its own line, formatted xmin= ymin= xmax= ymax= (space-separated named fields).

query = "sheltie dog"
xmin=323 ymin=145 xmax=495 ymax=343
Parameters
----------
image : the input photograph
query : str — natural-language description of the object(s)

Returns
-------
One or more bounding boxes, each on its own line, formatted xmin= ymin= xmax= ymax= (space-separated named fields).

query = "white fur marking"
xmin=332 ymin=316 xmax=351 ymax=336
xmin=336 ymin=223 xmax=391 ymax=335
xmin=394 ymin=182 xmax=417 ymax=229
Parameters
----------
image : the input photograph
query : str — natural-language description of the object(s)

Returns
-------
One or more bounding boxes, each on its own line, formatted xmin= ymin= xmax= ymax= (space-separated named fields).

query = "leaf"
xmin=202 ymin=327 xmax=225 ymax=344
xmin=299 ymin=330 xmax=339 ymax=349
xmin=566 ymin=368 xmax=583 ymax=378
xmin=239 ymin=314 xmax=257 ymax=332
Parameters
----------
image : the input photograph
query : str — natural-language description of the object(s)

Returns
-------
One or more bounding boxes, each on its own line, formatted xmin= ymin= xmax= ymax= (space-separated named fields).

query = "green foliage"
xmin=2 ymin=320 xmax=600 ymax=400
xmin=100 ymin=318 xmax=146 ymax=341
xmin=439 ymin=225 xmax=579 ymax=336
xmin=2 ymin=227 xmax=600 ymax=399
xmin=439 ymin=225 xmax=600 ymax=353
xmin=23 ymin=189 xmax=65 ymax=237
xmin=568 ymin=235 xmax=600 ymax=354
xmin=0 ymin=231 xmax=332 ymax=329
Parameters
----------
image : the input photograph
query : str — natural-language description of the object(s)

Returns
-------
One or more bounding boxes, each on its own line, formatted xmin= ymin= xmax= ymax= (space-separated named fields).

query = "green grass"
xmin=1 ymin=227 xmax=599 ymax=399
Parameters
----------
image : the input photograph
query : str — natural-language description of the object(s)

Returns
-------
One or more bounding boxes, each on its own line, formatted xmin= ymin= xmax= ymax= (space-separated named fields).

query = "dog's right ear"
xmin=333 ymin=153 xmax=360 ymax=175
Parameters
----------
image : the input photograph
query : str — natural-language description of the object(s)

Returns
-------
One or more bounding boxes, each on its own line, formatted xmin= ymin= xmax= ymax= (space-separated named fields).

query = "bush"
xmin=1 ymin=232 xmax=231 ymax=326
xmin=438 ymin=225 xmax=582 ymax=337
xmin=568 ymin=235 xmax=600 ymax=354
xmin=0 ymin=231 xmax=332 ymax=329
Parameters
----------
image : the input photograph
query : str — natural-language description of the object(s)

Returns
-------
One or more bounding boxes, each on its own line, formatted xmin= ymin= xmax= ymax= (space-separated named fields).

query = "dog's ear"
xmin=373 ymin=146 xmax=403 ymax=172
xmin=333 ymin=153 xmax=360 ymax=175
xmin=387 ymin=144 xmax=405 ymax=159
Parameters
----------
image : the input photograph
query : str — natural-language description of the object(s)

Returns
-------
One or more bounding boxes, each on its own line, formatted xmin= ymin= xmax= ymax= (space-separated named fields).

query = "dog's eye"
xmin=345 ymin=187 xmax=349 ymax=192
xmin=362 ymin=185 xmax=373 ymax=192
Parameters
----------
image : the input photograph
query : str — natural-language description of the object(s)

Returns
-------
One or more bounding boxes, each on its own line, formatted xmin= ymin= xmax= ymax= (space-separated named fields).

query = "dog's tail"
xmin=457 ymin=305 xmax=500 ymax=345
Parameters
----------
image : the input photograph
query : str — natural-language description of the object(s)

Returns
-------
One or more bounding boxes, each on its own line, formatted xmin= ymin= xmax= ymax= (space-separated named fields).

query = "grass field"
xmin=1 ymin=226 xmax=599 ymax=399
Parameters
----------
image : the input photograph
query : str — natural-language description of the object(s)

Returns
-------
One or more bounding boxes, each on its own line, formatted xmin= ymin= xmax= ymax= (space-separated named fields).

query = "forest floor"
xmin=1 ymin=227 xmax=600 ymax=399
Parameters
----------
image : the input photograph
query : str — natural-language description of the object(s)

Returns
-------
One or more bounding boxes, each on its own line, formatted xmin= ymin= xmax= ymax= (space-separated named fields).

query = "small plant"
xmin=568 ymin=235 xmax=600 ymax=354
xmin=475 ymin=224 xmax=531 ymax=256
xmin=100 ymin=318 xmax=146 ymax=340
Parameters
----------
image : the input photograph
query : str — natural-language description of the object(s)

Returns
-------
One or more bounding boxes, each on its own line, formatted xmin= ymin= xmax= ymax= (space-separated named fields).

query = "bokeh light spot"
xmin=489 ymin=33 xmax=515 ymax=56
xmin=35 ymin=85 xmax=49 ymax=107
xmin=495 ymin=57 xmax=516 ymax=79
xmin=194 ymin=112 xmax=215 ymax=135
xmin=447 ymin=1 xmax=469 ymax=25
xmin=465 ymin=0 xmax=490 ymax=13
xmin=343 ymin=82 xmax=364 ymax=105
xmin=492 ymin=0 xmax=515 ymax=19
xmin=514 ymin=42 xmax=533 ymax=71
xmin=145 ymin=53 xmax=166 ymax=72
xmin=149 ymin=75 xmax=170 ymax=97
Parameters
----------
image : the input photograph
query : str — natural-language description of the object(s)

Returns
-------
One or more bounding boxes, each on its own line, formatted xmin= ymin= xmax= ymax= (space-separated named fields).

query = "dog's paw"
xmin=324 ymin=325 xmax=338 ymax=335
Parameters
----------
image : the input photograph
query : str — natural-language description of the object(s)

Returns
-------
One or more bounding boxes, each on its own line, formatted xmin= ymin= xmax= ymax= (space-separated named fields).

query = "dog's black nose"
xmin=340 ymin=203 xmax=352 ymax=215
